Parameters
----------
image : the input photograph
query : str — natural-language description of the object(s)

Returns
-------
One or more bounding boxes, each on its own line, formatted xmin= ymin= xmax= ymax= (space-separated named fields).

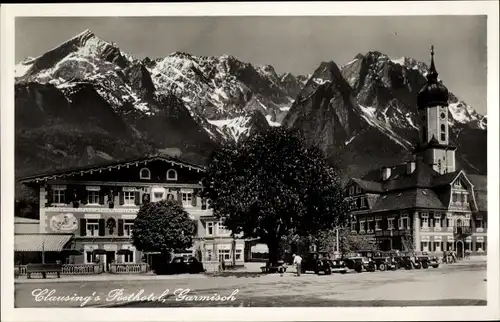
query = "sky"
xmin=15 ymin=16 xmax=487 ymax=114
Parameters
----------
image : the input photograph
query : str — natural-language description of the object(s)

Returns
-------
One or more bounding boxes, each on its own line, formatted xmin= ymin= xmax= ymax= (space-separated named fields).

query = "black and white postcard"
xmin=1 ymin=2 xmax=499 ymax=321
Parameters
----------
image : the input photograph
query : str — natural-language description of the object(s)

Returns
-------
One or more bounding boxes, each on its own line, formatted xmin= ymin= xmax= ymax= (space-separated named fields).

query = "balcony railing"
xmin=454 ymin=226 xmax=472 ymax=236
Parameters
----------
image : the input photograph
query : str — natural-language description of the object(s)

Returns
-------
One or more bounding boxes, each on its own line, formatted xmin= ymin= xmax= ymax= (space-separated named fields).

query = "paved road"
xmin=14 ymin=262 xmax=486 ymax=307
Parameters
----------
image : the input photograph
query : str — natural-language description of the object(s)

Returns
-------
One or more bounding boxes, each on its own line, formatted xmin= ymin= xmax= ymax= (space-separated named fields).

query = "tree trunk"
xmin=267 ymin=239 xmax=280 ymax=265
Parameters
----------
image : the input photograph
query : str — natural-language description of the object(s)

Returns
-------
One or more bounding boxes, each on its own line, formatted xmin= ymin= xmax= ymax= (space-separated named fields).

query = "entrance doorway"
xmin=104 ymin=251 xmax=115 ymax=272
xmin=456 ymin=241 xmax=464 ymax=259
xmin=456 ymin=219 xmax=463 ymax=235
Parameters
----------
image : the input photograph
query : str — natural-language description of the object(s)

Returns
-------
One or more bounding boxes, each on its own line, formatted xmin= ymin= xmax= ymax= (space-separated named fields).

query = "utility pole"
xmin=336 ymin=228 xmax=339 ymax=255
xmin=42 ymin=240 xmax=45 ymax=264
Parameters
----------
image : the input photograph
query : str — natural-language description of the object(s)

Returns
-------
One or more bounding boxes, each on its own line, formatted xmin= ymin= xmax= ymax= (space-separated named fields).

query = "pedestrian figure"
xmin=221 ymin=258 xmax=226 ymax=271
xmin=465 ymin=249 xmax=471 ymax=260
xmin=293 ymin=253 xmax=302 ymax=277
xmin=443 ymin=250 xmax=448 ymax=264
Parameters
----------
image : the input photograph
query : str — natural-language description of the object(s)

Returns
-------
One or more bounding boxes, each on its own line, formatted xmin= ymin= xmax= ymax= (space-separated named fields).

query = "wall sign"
xmin=50 ymin=213 xmax=78 ymax=232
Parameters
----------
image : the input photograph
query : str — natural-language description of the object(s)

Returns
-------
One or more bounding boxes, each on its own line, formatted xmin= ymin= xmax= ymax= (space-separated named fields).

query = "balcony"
xmin=476 ymin=228 xmax=485 ymax=233
xmin=454 ymin=226 xmax=472 ymax=236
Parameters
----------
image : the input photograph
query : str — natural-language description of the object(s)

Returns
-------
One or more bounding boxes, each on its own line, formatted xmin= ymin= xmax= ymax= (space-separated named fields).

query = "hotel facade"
xmin=17 ymin=156 xmax=245 ymax=270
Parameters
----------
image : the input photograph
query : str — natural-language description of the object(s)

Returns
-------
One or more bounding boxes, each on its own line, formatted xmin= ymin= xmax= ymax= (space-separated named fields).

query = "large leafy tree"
xmin=202 ymin=127 xmax=350 ymax=264
xmin=132 ymin=200 xmax=196 ymax=257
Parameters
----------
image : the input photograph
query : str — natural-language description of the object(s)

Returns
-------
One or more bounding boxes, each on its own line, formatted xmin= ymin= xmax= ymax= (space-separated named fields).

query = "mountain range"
xmin=15 ymin=29 xmax=487 ymax=194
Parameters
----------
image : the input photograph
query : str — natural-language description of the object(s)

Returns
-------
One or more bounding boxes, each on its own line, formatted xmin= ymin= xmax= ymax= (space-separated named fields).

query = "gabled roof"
xmin=371 ymin=188 xmax=446 ymax=212
xmin=358 ymin=159 xmax=440 ymax=192
xmin=18 ymin=155 xmax=206 ymax=184
xmin=350 ymin=178 xmax=384 ymax=193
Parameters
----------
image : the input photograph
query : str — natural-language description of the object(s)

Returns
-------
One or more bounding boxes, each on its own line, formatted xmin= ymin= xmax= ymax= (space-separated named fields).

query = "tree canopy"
xmin=202 ymin=127 xmax=350 ymax=263
xmin=132 ymin=199 xmax=196 ymax=255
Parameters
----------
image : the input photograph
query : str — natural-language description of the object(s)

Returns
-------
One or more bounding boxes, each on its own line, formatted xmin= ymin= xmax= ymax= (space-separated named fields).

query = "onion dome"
xmin=417 ymin=46 xmax=449 ymax=109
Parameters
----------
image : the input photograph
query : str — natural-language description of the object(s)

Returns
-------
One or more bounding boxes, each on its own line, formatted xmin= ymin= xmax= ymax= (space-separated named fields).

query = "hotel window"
xmin=351 ymin=220 xmax=357 ymax=231
xmin=166 ymin=169 xmax=178 ymax=181
xmin=356 ymin=198 xmax=361 ymax=208
xmin=124 ymin=191 xmax=135 ymax=205
xmin=235 ymin=249 xmax=242 ymax=261
xmin=53 ymin=188 xmax=66 ymax=204
xmin=434 ymin=215 xmax=441 ymax=227
xmin=86 ymin=219 xmax=99 ymax=237
xmin=447 ymin=218 xmax=454 ymax=227
xmin=440 ymin=124 xmax=446 ymax=141
xmin=421 ymin=242 xmax=429 ymax=252
xmin=139 ymin=168 xmax=151 ymax=180
xmin=359 ymin=221 xmax=366 ymax=232
xmin=375 ymin=219 xmax=381 ymax=231
xmin=85 ymin=251 xmax=94 ymax=264
xmin=123 ymin=220 xmax=134 ymax=237
xmin=355 ymin=186 xmax=361 ymax=194
xmin=476 ymin=218 xmax=484 ymax=229
xmin=452 ymin=193 xmax=458 ymax=203
xmin=218 ymin=249 xmax=231 ymax=261
xmin=217 ymin=221 xmax=230 ymax=236
xmin=123 ymin=250 xmax=134 ymax=263
xmin=349 ymin=186 xmax=355 ymax=196
xmin=421 ymin=215 xmax=429 ymax=228
xmin=399 ymin=217 xmax=409 ymax=229
xmin=434 ymin=242 xmax=441 ymax=251
xmin=361 ymin=198 xmax=367 ymax=208
xmin=206 ymin=222 xmax=214 ymax=236
xmin=182 ymin=192 xmax=193 ymax=207
xmin=387 ymin=218 xmax=394 ymax=230
xmin=475 ymin=242 xmax=485 ymax=252
xmin=87 ymin=190 xmax=100 ymax=205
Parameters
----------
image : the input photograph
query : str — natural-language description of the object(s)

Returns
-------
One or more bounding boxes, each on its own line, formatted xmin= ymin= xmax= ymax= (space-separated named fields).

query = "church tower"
xmin=415 ymin=46 xmax=456 ymax=174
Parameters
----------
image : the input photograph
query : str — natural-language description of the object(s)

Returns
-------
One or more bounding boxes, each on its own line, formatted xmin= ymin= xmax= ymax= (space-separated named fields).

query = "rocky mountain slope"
xmin=15 ymin=30 xmax=487 ymax=188
xmin=283 ymin=51 xmax=487 ymax=180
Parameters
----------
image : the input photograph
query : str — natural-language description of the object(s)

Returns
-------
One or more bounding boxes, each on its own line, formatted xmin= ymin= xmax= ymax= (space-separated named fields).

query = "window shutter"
xmin=98 ymin=219 xmax=105 ymax=236
xmin=134 ymin=191 xmax=141 ymax=205
xmin=118 ymin=219 xmax=124 ymax=236
xmin=81 ymin=188 xmax=88 ymax=205
xmin=177 ymin=191 xmax=182 ymax=205
xmin=381 ymin=218 xmax=387 ymax=230
xmin=45 ymin=187 xmax=53 ymax=206
xmin=119 ymin=192 xmax=125 ymax=205
xmin=99 ymin=189 xmax=105 ymax=205
xmin=192 ymin=190 xmax=197 ymax=207
xmin=80 ymin=219 xmax=87 ymax=236
xmin=65 ymin=187 xmax=73 ymax=204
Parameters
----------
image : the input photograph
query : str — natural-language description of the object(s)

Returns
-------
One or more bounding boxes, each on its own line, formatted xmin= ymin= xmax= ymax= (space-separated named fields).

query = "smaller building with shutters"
xmin=18 ymin=155 xmax=246 ymax=270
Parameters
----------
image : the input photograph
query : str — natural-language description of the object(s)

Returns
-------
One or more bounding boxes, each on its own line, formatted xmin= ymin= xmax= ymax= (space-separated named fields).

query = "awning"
xmin=14 ymin=234 xmax=73 ymax=252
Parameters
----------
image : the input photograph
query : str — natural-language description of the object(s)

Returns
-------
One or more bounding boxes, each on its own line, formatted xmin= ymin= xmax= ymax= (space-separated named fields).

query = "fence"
xmin=15 ymin=264 xmax=104 ymax=276
xmin=109 ymin=263 xmax=149 ymax=274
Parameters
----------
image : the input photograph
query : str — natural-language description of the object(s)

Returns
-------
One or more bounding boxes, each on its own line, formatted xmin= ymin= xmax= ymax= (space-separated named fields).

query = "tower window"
xmin=440 ymin=124 xmax=446 ymax=141
xmin=440 ymin=112 xmax=446 ymax=119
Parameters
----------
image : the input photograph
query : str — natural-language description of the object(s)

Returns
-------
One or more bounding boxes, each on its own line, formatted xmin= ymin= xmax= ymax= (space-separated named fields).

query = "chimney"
xmin=406 ymin=161 xmax=416 ymax=174
xmin=381 ymin=167 xmax=391 ymax=181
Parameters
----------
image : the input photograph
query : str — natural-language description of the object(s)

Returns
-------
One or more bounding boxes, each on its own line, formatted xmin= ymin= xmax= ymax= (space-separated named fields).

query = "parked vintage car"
xmin=342 ymin=256 xmax=368 ymax=273
xmin=358 ymin=250 xmax=396 ymax=271
xmin=330 ymin=258 xmax=348 ymax=274
xmin=401 ymin=254 xmax=422 ymax=269
xmin=415 ymin=252 xmax=440 ymax=269
xmin=301 ymin=252 xmax=333 ymax=275
xmin=153 ymin=256 xmax=205 ymax=275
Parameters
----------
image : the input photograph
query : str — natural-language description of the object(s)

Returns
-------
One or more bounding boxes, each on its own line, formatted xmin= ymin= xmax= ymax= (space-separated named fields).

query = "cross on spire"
xmin=427 ymin=44 xmax=439 ymax=82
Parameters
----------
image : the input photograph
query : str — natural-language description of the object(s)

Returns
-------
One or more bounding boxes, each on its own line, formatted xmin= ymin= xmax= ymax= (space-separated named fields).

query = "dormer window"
xmin=166 ymin=169 xmax=177 ymax=181
xmin=140 ymin=168 xmax=151 ymax=180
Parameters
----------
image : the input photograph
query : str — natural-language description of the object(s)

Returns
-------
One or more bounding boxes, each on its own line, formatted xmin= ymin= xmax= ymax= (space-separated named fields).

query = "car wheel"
xmin=355 ymin=267 xmax=362 ymax=273
xmin=325 ymin=268 xmax=332 ymax=275
xmin=432 ymin=265 xmax=439 ymax=268
xmin=423 ymin=263 xmax=429 ymax=269
xmin=379 ymin=264 xmax=386 ymax=271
